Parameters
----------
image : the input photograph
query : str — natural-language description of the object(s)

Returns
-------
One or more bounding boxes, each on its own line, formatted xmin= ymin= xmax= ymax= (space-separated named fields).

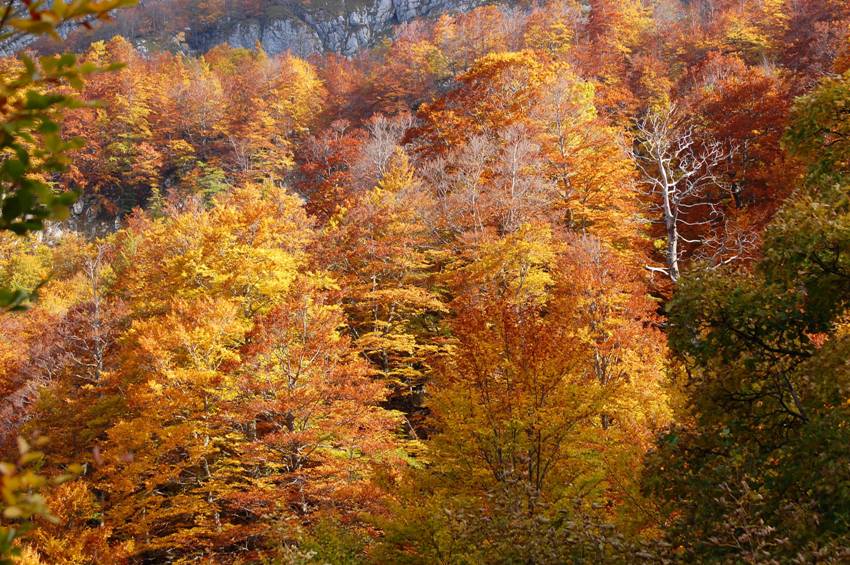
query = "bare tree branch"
xmin=631 ymin=105 xmax=736 ymax=282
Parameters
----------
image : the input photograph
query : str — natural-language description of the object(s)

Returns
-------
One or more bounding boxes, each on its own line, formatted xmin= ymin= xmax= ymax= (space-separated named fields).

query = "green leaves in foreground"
xmin=0 ymin=52 xmax=108 ymax=236
xmin=0 ymin=0 xmax=136 ymax=309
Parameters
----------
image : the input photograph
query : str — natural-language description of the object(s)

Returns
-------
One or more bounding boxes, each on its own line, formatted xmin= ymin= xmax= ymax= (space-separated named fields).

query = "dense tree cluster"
xmin=1 ymin=0 xmax=850 ymax=562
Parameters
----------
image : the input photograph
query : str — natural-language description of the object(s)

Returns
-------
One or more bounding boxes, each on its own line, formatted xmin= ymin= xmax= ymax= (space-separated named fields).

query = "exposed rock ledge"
xmin=186 ymin=0 xmax=490 ymax=57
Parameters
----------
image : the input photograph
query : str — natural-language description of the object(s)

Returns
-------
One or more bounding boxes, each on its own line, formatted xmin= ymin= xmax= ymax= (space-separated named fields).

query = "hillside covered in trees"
xmin=1 ymin=0 xmax=850 ymax=563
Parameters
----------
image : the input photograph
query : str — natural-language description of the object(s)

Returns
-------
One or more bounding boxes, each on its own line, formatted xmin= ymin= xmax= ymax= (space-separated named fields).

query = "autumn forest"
xmin=1 ymin=0 xmax=850 ymax=563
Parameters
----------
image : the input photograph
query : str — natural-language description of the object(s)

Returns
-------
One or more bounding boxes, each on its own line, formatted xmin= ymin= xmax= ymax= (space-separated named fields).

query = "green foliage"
xmin=0 ymin=39 xmax=128 ymax=236
xmin=375 ymin=483 xmax=668 ymax=564
xmin=647 ymin=70 xmax=850 ymax=562
xmin=783 ymin=70 xmax=850 ymax=181
xmin=0 ymin=0 xmax=135 ymax=310
xmin=293 ymin=518 xmax=368 ymax=565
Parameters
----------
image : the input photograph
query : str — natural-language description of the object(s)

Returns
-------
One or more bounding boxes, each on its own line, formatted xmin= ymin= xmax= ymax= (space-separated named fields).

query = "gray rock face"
xmin=186 ymin=0 xmax=490 ymax=56
xmin=226 ymin=19 xmax=324 ymax=57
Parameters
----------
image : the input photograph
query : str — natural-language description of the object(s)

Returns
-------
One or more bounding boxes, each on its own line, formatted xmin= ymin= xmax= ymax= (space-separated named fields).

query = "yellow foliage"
xmin=458 ymin=223 xmax=558 ymax=306
xmin=117 ymin=181 xmax=312 ymax=316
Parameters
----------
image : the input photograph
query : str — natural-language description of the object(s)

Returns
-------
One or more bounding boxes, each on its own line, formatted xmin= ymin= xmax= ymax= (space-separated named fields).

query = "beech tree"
xmin=320 ymin=148 xmax=447 ymax=423
xmin=633 ymin=105 xmax=735 ymax=281
xmin=377 ymin=224 xmax=669 ymax=562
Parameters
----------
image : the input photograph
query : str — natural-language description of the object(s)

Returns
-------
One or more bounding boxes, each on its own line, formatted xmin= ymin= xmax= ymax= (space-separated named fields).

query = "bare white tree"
xmin=421 ymin=134 xmax=496 ymax=236
xmin=351 ymin=112 xmax=415 ymax=190
xmin=63 ymin=245 xmax=111 ymax=383
xmin=421 ymin=125 xmax=557 ymax=238
xmin=0 ymin=245 xmax=125 ymax=442
xmin=632 ymin=105 xmax=735 ymax=282
xmin=491 ymin=125 xmax=556 ymax=235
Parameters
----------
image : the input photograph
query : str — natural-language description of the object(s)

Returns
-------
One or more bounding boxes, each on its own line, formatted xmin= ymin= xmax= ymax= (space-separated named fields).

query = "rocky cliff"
xmin=185 ymin=0 xmax=491 ymax=56
xmin=2 ymin=0 xmax=501 ymax=58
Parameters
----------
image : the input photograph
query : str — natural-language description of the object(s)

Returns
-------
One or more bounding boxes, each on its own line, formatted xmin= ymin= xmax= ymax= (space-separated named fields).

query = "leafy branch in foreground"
xmin=0 ymin=437 xmax=81 ymax=563
xmin=0 ymin=0 xmax=135 ymax=310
